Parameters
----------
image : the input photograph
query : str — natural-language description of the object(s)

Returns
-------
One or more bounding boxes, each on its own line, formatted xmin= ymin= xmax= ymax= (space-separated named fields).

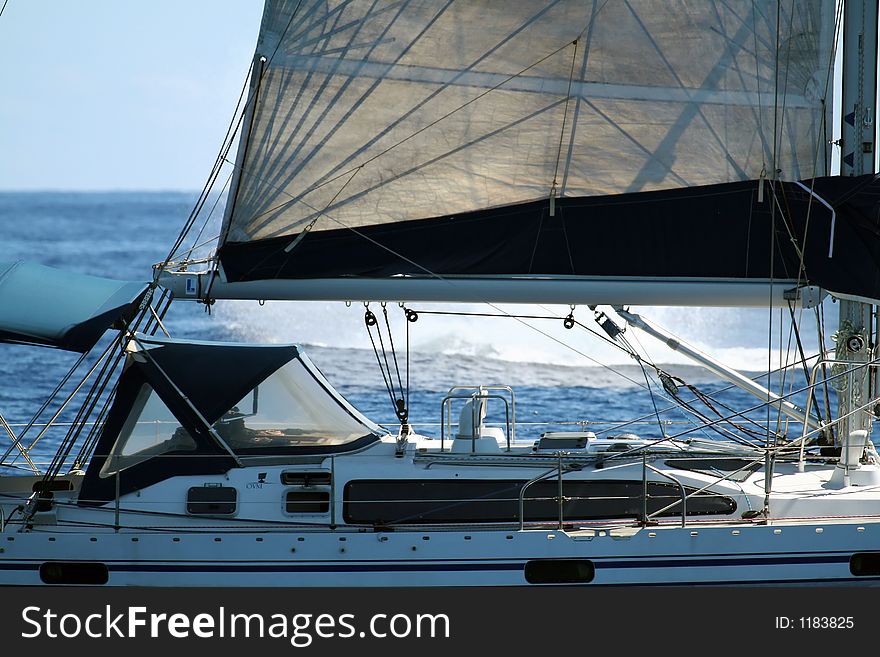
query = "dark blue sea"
xmin=0 ymin=192 xmax=858 ymax=471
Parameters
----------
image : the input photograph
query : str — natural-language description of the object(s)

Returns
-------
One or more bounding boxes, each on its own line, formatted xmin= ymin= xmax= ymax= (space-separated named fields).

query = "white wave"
xmin=169 ymin=298 xmax=836 ymax=375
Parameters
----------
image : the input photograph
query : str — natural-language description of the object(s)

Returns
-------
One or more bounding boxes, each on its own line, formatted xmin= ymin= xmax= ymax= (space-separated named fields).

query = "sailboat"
xmin=2 ymin=0 xmax=880 ymax=586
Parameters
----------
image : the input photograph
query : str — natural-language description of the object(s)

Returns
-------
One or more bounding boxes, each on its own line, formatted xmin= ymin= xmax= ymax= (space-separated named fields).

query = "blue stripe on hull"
xmin=0 ymin=552 xmax=862 ymax=578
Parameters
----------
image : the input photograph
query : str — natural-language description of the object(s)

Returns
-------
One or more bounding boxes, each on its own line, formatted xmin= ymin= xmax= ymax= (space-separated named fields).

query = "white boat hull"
xmin=3 ymin=520 xmax=878 ymax=586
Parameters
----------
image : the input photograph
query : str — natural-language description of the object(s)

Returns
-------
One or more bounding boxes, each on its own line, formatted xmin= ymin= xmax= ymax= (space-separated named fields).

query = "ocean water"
xmin=0 ymin=192 xmax=855 ymax=469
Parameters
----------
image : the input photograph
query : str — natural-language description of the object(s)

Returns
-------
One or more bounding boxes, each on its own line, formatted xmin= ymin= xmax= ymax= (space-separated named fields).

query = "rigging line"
xmin=590 ymin=329 xmax=760 ymax=444
xmin=11 ymin=336 xmax=117 ymax=460
xmin=41 ymin=293 xmax=160 ymax=477
xmin=807 ymin=0 xmax=844 ymax=180
xmin=552 ymin=39 xmax=579 ymax=190
xmin=71 ymin=377 xmax=118 ymax=471
xmin=592 ymin=351 xmax=824 ymax=437
xmin=765 ymin=183 xmax=815 ymax=436
xmin=614 ymin=318 xmax=722 ymax=442
xmin=410 ymin=305 xmax=657 ymax=388
xmin=552 ymin=303 xmax=787 ymax=440
xmin=364 ymin=309 xmax=401 ymax=415
xmin=0 ymin=0 xmax=8 ymax=19
xmin=256 ymin=0 xmax=561 ymax=220
xmin=751 ymin=0 xmax=767 ymax=169
xmin=405 ymin=308 xmax=410 ymax=421
xmin=238 ymin=34 xmax=588 ymax=225
xmin=786 ymin=300 xmax=818 ymax=401
xmin=816 ymin=303 xmax=834 ymax=442
xmin=226 ymin=97 xmax=568 ymax=246
xmin=673 ymin=382 xmax=766 ymax=445
xmin=238 ymin=0 xmax=430 ymax=218
xmin=408 ymin=306 xmax=646 ymax=388
xmin=766 ymin=172 xmax=776 ymax=446
xmin=665 ymin=388 xmax=763 ymax=446
xmin=37 ymin=337 xmax=123 ymax=479
xmin=0 ymin=412 xmax=37 ymax=473
xmin=773 ymin=0 xmax=796 ymax=174
xmin=652 ymin=365 xmax=852 ymax=446
xmin=163 ymin=75 xmax=251 ymax=268
xmin=219 ymin=55 xmax=267 ymax=252
xmin=381 ymin=304 xmax=405 ymax=408
xmin=0 ymin=350 xmax=88 ymax=465
xmin=771 ymin=0 xmax=781 ymax=175
xmin=176 ymin=170 xmax=234 ymax=262
xmin=75 ymin=291 xmax=170 ymax=466
xmin=280 ymin=165 xmax=362 ymax=259
xmin=167 ymin=2 xmax=305 ymax=267
xmin=773 ymin=305 xmax=792 ymax=437
xmin=209 ymin=162 xmax=651 ymax=392
xmin=633 ymin=350 xmax=666 ymax=439
xmin=560 ymin=1 xmax=602 ymax=195
xmin=548 ymin=39 xmax=580 ymax=275
xmin=411 ymin=305 xmax=634 ymax=361
xmin=174 ymin=234 xmax=223 ymax=265
xmin=615 ymin=331 xmax=758 ymax=444
xmin=247 ymin=96 xmax=569 ymax=239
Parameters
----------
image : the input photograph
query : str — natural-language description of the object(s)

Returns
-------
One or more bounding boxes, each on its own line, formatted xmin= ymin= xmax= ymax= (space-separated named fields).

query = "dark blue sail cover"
xmin=217 ymin=174 xmax=880 ymax=303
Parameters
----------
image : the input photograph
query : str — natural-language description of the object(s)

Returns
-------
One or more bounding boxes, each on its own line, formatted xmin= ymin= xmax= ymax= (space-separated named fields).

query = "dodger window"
xmin=214 ymin=354 xmax=381 ymax=453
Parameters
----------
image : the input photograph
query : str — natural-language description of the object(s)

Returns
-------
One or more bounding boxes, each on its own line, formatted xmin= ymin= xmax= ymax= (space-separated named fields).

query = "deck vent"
xmin=186 ymin=486 xmax=237 ymax=516
xmin=850 ymin=552 xmax=880 ymax=576
xmin=537 ymin=432 xmax=593 ymax=450
xmin=525 ymin=559 xmax=595 ymax=584
xmin=40 ymin=561 xmax=108 ymax=585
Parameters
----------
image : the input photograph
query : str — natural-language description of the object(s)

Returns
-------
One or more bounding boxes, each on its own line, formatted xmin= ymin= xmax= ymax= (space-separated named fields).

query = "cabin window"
xmin=343 ymin=479 xmax=736 ymax=524
xmin=99 ymin=385 xmax=196 ymax=478
xmin=286 ymin=491 xmax=331 ymax=514
xmin=284 ymin=470 xmax=332 ymax=514
xmin=212 ymin=358 xmax=378 ymax=453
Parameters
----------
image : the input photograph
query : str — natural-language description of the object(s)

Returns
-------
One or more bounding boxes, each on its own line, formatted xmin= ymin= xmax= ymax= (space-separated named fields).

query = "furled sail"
xmin=206 ymin=0 xmax=850 ymax=303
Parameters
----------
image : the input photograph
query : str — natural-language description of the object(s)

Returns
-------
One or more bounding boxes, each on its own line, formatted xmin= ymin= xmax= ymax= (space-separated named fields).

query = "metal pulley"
xmin=395 ymin=398 xmax=408 ymax=423
xmin=846 ymin=334 xmax=866 ymax=353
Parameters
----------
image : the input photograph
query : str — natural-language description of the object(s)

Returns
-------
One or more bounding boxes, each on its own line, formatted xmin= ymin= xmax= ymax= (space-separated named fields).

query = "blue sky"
xmin=0 ymin=1 xmax=264 ymax=190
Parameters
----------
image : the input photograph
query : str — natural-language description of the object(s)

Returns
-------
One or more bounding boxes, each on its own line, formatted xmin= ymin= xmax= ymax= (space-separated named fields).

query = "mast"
xmin=836 ymin=0 xmax=877 ymax=454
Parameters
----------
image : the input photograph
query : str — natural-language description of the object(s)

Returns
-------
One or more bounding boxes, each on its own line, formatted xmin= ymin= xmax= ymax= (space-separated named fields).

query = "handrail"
xmin=645 ymin=464 xmax=687 ymax=528
xmin=600 ymin=457 xmax=688 ymax=528
xmin=515 ymin=452 xmax=689 ymax=531
xmin=518 ymin=461 xmax=563 ymax=531
xmin=796 ymin=357 xmax=880 ymax=470
xmin=446 ymin=385 xmax=516 ymax=443
xmin=441 ymin=392 xmax=511 ymax=452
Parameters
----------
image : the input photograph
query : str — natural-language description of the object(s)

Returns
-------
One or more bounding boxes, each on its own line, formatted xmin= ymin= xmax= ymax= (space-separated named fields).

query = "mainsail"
xmin=189 ymin=0 xmax=876 ymax=304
